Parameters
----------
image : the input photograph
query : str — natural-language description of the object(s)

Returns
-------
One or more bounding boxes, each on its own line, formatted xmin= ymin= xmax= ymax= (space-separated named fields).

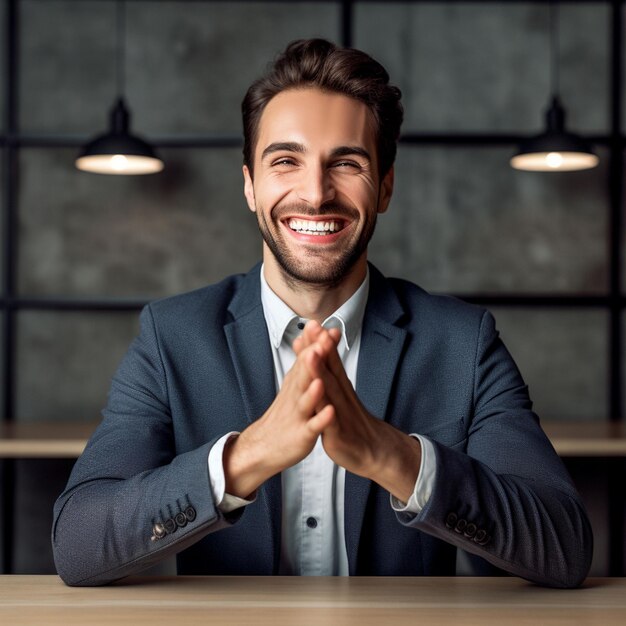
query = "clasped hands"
xmin=223 ymin=321 xmax=421 ymax=502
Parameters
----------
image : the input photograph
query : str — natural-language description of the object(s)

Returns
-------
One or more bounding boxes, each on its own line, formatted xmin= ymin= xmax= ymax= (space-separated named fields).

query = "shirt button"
xmin=297 ymin=321 xmax=305 ymax=330
xmin=306 ymin=517 xmax=318 ymax=529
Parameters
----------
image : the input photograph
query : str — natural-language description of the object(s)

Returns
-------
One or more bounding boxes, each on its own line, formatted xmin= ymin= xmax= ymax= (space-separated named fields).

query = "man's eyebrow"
xmin=260 ymin=143 xmax=372 ymax=163
xmin=330 ymin=146 xmax=372 ymax=162
xmin=261 ymin=142 xmax=306 ymax=160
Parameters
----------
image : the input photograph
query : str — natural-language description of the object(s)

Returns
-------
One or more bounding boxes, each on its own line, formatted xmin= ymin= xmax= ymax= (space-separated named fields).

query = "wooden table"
xmin=0 ymin=576 xmax=624 ymax=625
xmin=1 ymin=419 xmax=626 ymax=458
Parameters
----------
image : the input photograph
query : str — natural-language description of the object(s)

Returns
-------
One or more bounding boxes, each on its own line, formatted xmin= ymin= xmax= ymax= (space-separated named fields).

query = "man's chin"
xmin=274 ymin=256 xmax=360 ymax=289
xmin=259 ymin=226 xmax=367 ymax=288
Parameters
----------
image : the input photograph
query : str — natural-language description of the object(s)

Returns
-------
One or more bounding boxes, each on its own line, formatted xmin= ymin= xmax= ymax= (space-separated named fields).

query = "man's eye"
xmin=333 ymin=161 xmax=360 ymax=169
xmin=272 ymin=158 xmax=296 ymax=167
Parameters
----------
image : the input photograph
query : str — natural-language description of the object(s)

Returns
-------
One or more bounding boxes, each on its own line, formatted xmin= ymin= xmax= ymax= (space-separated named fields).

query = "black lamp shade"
xmin=511 ymin=98 xmax=598 ymax=171
xmin=75 ymin=99 xmax=164 ymax=175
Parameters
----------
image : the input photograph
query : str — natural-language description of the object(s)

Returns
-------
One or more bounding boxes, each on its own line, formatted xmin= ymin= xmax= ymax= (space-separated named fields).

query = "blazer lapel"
xmin=345 ymin=264 xmax=408 ymax=574
xmin=224 ymin=264 xmax=282 ymax=573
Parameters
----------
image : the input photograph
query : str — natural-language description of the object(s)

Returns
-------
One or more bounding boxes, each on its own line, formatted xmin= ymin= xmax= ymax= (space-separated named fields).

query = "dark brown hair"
xmin=242 ymin=38 xmax=403 ymax=177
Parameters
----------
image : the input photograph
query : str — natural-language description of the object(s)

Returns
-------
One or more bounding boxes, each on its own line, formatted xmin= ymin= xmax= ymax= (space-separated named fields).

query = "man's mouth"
xmin=286 ymin=218 xmax=346 ymax=236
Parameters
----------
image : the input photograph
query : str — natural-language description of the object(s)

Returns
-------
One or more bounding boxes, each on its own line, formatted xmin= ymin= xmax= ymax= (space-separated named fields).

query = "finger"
xmin=306 ymin=403 xmax=335 ymax=436
xmin=314 ymin=330 xmax=349 ymax=385
xmin=311 ymin=354 xmax=358 ymax=423
xmin=312 ymin=357 xmax=343 ymax=401
xmin=327 ymin=327 xmax=342 ymax=345
xmin=307 ymin=328 xmax=337 ymax=362
xmin=301 ymin=345 xmax=325 ymax=380
xmin=284 ymin=344 xmax=321 ymax=394
xmin=325 ymin=335 xmax=354 ymax=396
xmin=303 ymin=320 xmax=324 ymax=346
xmin=297 ymin=377 xmax=325 ymax=417
xmin=293 ymin=320 xmax=321 ymax=354
xmin=292 ymin=335 xmax=303 ymax=355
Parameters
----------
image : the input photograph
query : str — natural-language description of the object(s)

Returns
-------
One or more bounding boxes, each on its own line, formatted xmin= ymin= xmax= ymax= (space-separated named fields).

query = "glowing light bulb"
xmin=110 ymin=154 xmax=128 ymax=171
xmin=545 ymin=152 xmax=563 ymax=169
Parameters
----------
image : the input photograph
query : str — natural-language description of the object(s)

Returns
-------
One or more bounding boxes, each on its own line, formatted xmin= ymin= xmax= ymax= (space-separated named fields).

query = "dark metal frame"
xmin=1 ymin=0 xmax=624 ymax=575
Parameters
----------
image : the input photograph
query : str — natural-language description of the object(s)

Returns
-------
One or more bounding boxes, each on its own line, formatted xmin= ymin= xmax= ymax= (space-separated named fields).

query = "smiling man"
xmin=52 ymin=39 xmax=592 ymax=588
xmin=245 ymin=88 xmax=388 ymax=294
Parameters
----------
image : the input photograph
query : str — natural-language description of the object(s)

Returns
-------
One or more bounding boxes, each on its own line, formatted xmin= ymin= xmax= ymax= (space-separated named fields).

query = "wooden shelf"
xmin=542 ymin=421 xmax=626 ymax=457
xmin=1 ymin=420 xmax=625 ymax=459
xmin=0 ymin=421 xmax=97 ymax=458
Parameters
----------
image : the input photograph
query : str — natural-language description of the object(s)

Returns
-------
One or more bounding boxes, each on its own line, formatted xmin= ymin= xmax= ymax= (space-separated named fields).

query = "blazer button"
xmin=175 ymin=512 xmax=188 ymax=528
xmin=185 ymin=506 xmax=197 ymax=522
xmin=152 ymin=522 xmax=166 ymax=540
xmin=164 ymin=518 xmax=177 ymax=534
xmin=454 ymin=518 xmax=467 ymax=534
xmin=463 ymin=523 xmax=477 ymax=538
xmin=474 ymin=529 xmax=489 ymax=545
xmin=445 ymin=512 xmax=458 ymax=529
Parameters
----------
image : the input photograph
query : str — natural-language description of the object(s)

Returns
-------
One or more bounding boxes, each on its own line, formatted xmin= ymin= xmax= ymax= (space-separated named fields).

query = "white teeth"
xmin=288 ymin=219 xmax=343 ymax=235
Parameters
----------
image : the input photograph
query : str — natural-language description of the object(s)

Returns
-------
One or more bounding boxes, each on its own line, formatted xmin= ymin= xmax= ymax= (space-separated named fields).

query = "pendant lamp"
xmin=510 ymin=3 xmax=598 ymax=172
xmin=76 ymin=0 xmax=163 ymax=175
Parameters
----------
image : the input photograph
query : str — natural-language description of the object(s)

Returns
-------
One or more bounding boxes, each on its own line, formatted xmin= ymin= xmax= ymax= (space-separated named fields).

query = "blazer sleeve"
xmin=51 ymin=305 xmax=240 ymax=586
xmin=398 ymin=310 xmax=593 ymax=588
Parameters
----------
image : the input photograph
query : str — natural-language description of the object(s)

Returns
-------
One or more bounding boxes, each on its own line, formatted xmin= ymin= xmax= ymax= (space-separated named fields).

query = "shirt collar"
xmin=260 ymin=265 xmax=370 ymax=352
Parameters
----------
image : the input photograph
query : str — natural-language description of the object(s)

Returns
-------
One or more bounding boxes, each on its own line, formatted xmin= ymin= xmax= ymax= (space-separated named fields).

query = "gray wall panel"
xmin=355 ymin=2 xmax=608 ymax=133
xmin=19 ymin=0 xmax=117 ymax=134
xmin=16 ymin=311 xmax=140 ymax=421
xmin=370 ymin=146 xmax=609 ymax=294
xmin=18 ymin=147 xmax=260 ymax=297
xmin=493 ymin=308 xmax=608 ymax=421
xmin=19 ymin=1 xmax=340 ymax=135
xmin=126 ymin=1 xmax=340 ymax=135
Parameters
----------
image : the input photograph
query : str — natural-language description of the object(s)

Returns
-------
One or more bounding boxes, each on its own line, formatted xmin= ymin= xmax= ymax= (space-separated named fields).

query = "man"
xmin=52 ymin=39 xmax=592 ymax=588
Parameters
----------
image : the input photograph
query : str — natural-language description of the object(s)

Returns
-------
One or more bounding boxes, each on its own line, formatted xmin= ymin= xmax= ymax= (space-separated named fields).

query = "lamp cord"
xmin=116 ymin=0 xmax=126 ymax=101
xmin=550 ymin=2 xmax=559 ymax=100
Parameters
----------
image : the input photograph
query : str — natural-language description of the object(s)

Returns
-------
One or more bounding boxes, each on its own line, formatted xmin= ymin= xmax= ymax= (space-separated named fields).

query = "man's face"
xmin=243 ymin=87 xmax=393 ymax=288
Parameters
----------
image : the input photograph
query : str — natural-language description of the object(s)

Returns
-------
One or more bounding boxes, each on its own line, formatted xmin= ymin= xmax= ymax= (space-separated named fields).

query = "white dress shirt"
xmin=208 ymin=266 xmax=436 ymax=575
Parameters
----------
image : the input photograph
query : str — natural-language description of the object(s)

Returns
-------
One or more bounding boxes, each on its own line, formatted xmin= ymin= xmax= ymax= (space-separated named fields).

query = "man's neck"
xmin=262 ymin=256 xmax=368 ymax=322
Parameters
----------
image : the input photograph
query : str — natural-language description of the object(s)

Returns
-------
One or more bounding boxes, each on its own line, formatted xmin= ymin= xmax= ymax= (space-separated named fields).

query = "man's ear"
xmin=243 ymin=165 xmax=257 ymax=213
xmin=377 ymin=166 xmax=394 ymax=214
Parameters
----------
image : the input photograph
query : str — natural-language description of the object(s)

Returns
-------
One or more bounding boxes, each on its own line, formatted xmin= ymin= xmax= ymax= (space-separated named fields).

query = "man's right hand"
xmin=222 ymin=338 xmax=338 ymax=499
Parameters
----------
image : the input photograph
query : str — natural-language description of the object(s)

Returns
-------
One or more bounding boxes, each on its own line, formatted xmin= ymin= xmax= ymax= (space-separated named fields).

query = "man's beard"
xmin=256 ymin=201 xmax=377 ymax=289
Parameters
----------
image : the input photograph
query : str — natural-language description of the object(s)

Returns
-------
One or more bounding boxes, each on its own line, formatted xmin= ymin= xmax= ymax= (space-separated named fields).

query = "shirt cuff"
xmin=208 ymin=432 xmax=257 ymax=514
xmin=389 ymin=434 xmax=436 ymax=515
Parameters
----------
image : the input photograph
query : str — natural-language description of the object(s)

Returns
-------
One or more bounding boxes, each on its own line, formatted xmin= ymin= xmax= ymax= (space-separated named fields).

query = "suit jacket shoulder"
xmin=147 ymin=263 xmax=262 ymax=327
xmin=369 ymin=266 xmax=486 ymax=331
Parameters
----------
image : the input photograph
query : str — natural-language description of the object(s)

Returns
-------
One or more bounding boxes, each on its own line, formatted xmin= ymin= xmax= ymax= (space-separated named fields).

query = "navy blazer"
xmin=52 ymin=264 xmax=592 ymax=587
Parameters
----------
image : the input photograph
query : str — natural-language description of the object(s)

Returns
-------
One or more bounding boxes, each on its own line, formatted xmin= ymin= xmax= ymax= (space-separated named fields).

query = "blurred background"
xmin=0 ymin=0 xmax=623 ymax=577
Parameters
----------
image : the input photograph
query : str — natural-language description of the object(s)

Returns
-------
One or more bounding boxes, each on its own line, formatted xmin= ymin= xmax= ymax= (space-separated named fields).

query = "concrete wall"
xmin=0 ymin=1 xmax=620 ymax=575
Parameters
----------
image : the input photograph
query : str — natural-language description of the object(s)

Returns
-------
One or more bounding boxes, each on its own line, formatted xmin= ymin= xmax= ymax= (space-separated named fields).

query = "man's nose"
xmin=295 ymin=165 xmax=336 ymax=208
